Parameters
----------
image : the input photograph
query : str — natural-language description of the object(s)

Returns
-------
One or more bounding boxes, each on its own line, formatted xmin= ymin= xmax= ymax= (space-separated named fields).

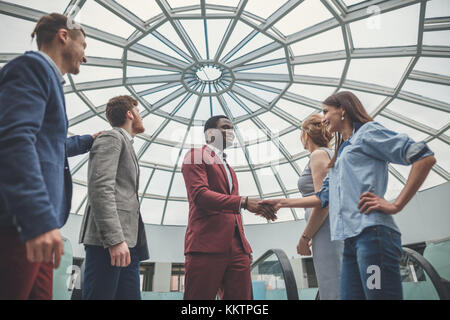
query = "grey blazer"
xmin=78 ymin=128 xmax=149 ymax=261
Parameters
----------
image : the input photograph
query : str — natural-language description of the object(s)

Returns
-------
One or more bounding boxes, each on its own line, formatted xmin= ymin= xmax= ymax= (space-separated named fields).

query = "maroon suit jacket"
xmin=181 ymin=145 xmax=252 ymax=255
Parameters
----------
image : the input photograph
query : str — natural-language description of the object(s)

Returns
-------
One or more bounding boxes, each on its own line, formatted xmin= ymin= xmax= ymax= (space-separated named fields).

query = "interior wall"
xmin=61 ymin=182 xmax=450 ymax=262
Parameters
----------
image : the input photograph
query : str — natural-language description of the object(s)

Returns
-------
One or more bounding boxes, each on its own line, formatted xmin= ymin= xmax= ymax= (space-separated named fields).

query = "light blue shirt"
xmin=36 ymin=51 xmax=65 ymax=85
xmin=317 ymin=121 xmax=434 ymax=241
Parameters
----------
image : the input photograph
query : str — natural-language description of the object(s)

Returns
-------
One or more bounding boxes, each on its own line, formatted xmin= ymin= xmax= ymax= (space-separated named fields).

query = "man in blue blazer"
xmin=0 ymin=13 xmax=99 ymax=299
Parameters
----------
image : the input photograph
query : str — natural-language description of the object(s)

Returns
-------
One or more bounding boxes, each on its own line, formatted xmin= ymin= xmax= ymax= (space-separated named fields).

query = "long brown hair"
xmin=301 ymin=114 xmax=332 ymax=148
xmin=323 ymin=91 xmax=373 ymax=168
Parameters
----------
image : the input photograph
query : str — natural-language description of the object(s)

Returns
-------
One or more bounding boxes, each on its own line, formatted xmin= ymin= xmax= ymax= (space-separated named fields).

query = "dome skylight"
xmin=0 ymin=0 xmax=448 ymax=226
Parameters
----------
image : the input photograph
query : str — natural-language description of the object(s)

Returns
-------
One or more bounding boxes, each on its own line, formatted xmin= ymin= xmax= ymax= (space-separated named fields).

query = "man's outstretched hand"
xmin=258 ymin=199 xmax=283 ymax=211
xmin=245 ymin=198 xmax=278 ymax=221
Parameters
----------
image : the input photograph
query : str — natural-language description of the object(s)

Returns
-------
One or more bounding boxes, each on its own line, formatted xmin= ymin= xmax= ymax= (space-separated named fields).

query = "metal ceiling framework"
xmin=0 ymin=0 xmax=449 ymax=225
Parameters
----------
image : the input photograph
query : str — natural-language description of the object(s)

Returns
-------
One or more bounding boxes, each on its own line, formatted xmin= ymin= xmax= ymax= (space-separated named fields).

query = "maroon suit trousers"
xmin=183 ymin=227 xmax=252 ymax=300
xmin=0 ymin=227 xmax=53 ymax=300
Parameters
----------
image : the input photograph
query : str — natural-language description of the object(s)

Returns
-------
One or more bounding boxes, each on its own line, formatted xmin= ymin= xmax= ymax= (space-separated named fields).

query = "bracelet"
xmin=243 ymin=196 xmax=249 ymax=210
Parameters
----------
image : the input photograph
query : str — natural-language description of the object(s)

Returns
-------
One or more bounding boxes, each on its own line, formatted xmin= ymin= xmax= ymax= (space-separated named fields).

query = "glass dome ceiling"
xmin=1 ymin=0 xmax=449 ymax=226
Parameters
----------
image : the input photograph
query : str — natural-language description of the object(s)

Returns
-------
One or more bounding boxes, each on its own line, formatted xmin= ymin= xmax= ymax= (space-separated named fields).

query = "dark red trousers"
xmin=0 ymin=227 xmax=53 ymax=300
xmin=184 ymin=228 xmax=252 ymax=300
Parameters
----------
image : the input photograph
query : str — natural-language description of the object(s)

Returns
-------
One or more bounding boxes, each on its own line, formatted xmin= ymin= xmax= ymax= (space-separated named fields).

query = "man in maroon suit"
xmin=181 ymin=115 xmax=277 ymax=300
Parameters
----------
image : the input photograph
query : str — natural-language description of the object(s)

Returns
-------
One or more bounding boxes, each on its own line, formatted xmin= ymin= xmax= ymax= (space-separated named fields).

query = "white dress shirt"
xmin=119 ymin=127 xmax=139 ymax=178
xmin=207 ymin=144 xmax=233 ymax=193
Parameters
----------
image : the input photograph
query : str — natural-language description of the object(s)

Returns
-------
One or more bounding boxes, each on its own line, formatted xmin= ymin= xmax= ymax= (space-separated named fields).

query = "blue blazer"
xmin=0 ymin=51 xmax=93 ymax=242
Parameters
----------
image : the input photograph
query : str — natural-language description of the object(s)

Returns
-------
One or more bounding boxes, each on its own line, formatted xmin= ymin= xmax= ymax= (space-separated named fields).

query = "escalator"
xmin=400 ymin=247 xmax=449 ymax=300
xmin=55 ymin=240 xmax=448 ymax=300
xmin=250 ymin=249 xmax=299 ymax=300
xmin=250 ymin=247 xmax=450 ymax=300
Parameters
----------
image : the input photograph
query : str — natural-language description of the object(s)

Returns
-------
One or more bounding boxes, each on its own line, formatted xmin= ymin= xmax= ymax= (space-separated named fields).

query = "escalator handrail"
xmin=70 ymin=259 xmax=85 ymax=300
xmin=402 ymin=247 xmax=449 ymax=300
xmin=251 ymin=249 xmax=299 ymax=300
xmin=313 ymin=246 xmax=449 ymax=300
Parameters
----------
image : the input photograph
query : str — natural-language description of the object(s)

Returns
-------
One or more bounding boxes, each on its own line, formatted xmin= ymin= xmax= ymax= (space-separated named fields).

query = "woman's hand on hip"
xmin=358 ymin=192 xmax=401 ymax=215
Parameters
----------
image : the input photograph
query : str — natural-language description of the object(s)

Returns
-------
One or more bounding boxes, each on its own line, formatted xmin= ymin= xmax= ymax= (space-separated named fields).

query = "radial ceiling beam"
xmin=286 ymin=18 xmax=339 ymax=45
xmin=64 ymin=74 xmax=181 ymax=94
xmin=228 ymin=42 xmax=284 ymax=68
xmin=260 ymin=0 xmax=304 ymax=31
xmin=234 ymin=58 xmax=287 ymax=72
xmin=130 ymin=43 xmax=189 ymax=69
xmin=150 ymin=29 xmax=194 ymax=63
xmin=221 ymin=29 xmax=259 ymax=63
xmin=77 ymin=56 xmax=181 ymax=72
xmin=214 ymin=0 xmax=248 ymax=61
xmin=231 ymin=85 xmax=271 ymax=110
xmin=150 ymin=86 xmax=187 ymax=112
xmin=0 ymin=1 xmax=125 ymax=48
xmin=0 ymin=1 xmax=44 ymax=21
xmin=156 ymin=0 xmax=202 ymax=62
xmin=283 ymin=92 xmax=323 ymax=110
xmin=126 ymin=15 xmax=167 ymax=47
xmin=95 ymin=0 xmax=146 ymax=32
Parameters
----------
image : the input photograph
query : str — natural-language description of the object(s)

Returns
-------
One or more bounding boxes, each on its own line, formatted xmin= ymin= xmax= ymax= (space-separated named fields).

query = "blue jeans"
xmin=82 ymin=245 xmax=141 ymax=300
xmin=340 ymin=225 xmax=403 ymax=300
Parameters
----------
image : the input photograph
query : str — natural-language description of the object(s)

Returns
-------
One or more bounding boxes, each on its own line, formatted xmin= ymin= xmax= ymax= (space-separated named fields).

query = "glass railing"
xmin=52 ymin=236 xmax=75 ymax=300
xmin=250 ymin=249 xmax=298 ymax=300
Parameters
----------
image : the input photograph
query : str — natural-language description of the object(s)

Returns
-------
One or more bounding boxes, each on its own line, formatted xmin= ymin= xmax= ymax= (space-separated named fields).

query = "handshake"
xmin=242 ymin=198 xmax=283 ymax=221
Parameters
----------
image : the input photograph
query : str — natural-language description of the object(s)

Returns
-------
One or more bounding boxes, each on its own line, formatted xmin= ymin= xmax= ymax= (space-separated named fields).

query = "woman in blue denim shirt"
xmin=261 ymin=91 xmax=436 ymax=300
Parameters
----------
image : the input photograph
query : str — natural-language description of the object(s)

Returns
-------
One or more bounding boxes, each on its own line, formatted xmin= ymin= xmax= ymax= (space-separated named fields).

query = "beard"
xmin=62 ymin=44 xmax=80 ymax=75
xmin=132 ymin=119 xmax=145 ymax=134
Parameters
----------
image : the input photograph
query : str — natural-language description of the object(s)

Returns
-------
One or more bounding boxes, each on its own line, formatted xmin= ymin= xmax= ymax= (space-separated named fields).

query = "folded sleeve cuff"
xmin=315 ymin=188 xmax=329 ymax=208
xmin=101 ymin=231 xmax=126 ymax=249
xmin=406 ymin=141 xmax=434 ymax=164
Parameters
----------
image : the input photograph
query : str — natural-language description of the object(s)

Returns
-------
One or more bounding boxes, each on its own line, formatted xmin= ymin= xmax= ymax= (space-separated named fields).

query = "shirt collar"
xmin=118 ymin=127 xmax=134 ymax=143
xmin=207 ymin=144 xmax=226 ymax=160
xmin=36 ymin=51 xmax=65 ymax=85
xmin=353 ymin=122 xmax=363 ymax=134
xmin=338 ymin=122 xmax=365 ymax=157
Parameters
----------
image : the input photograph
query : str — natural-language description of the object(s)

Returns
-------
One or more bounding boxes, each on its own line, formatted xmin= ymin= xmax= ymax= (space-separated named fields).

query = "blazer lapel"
xmin=204 ymin=145 xmax=231 ymax=194
xmin=228 ymin=163 xmax=238 ymax=194
xmin=116 ymin=128 xmax=139 ymax=192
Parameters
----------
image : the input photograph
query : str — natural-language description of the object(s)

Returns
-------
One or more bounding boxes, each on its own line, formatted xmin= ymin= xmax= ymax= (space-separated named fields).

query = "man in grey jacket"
xmin=79 ymin=95 xmax=148 ymax=300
